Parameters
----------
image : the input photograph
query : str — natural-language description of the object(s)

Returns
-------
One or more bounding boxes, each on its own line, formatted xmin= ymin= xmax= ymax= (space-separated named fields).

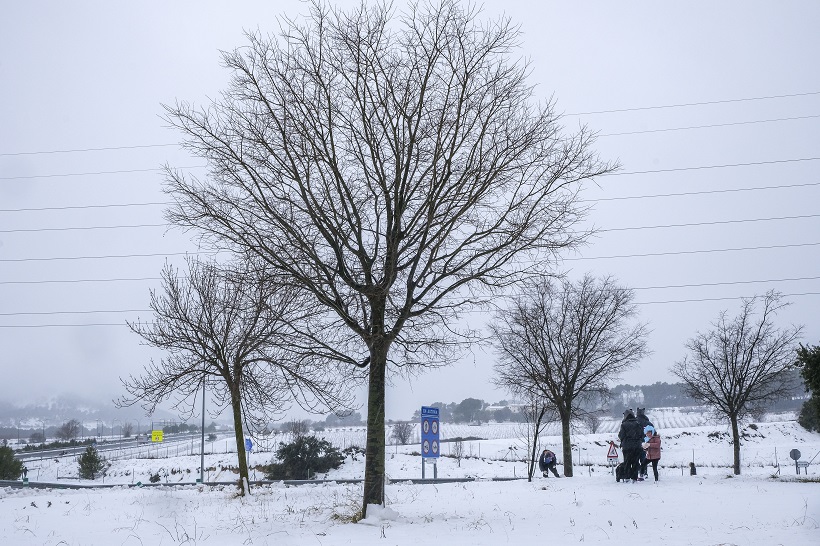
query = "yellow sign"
xmin=151 ymin=430 xmax=164 ymax=442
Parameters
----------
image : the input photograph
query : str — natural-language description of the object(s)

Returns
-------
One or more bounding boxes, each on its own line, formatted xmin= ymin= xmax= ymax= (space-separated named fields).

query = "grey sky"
xmin=1 ymin=1 xmax=818 ymax=421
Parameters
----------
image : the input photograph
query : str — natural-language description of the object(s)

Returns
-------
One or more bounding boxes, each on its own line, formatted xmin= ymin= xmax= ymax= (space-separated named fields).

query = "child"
xmin=642 ymin=426 xmax=662 ymax=482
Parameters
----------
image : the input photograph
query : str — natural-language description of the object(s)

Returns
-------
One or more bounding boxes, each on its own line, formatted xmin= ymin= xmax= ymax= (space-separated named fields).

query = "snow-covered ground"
xmin=2 ymin=416 xmax=819 ymax=545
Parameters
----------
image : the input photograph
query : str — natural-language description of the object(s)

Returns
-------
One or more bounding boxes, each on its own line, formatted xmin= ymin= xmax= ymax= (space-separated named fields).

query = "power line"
xmin=607 ymin=157 xmax=820 ymax=177
xmin=4 ymin=290 xmax=819 ymax=328
xmin=0 ymin=143 xmax=178 ymax=157
xmin=0 ymin=165 xmax=206 ymax=181
xmin=582 ymin=181 xmax=820 ymax=203
xmin=4 ymin=212 xmax=816 ymax=236
xmin=563 ymin=241 xmax=820 ymax=261
xmin=0 ymin=309 xmax=150 ymax=317
xmin=0 ymin=277 xmax=162 ymax=286
xmin=636 ymin=291 xmax=820 ymax=305
xmin=600 ymin=214 xmax=820 ymax=233
xmin=566 ymin=91 xmax=820 ymax=116
xmin=632 ymin=275 xmax=820 ymax=291
xmin=0 ymin=224 xmax=169 ymax=233
xmin=0 ymin=202 xmax=167 ymax=213
xmin=3 ymin=181 xmax=817 ymax=214
xmin=0 ymin=251 xmax=211 ymax=263
xmin=0 ymin=224 xmax=167 ymax=234
xmin=598 ymin=114 xmax=820 ymax=137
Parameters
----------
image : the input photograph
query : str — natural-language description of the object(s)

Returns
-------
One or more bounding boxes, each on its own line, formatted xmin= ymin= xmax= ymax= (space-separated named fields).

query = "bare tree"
xmin=284 ymin=419 xmax=311 ymax=437
xmin=56 ymin=419 xmax=81 ymax=441
xmin=672 ymin=292 xmax=802 ymax=475
xmin=121 ymin=422 xmax=134 ymax=438
xmin=518 ymin=397 xmax=552 ymax=481
xmin=451 ymin=439 xmax=465 ymax=467
xmin=119 ymin=257 xmax=351 ymax=495
xmin=493 ymin=275 xmax=649 ymax=476
xmin=163 ymin=1 xmax=613 ymax=513
xmin=390 ymin=422 xmax=414 ymax=445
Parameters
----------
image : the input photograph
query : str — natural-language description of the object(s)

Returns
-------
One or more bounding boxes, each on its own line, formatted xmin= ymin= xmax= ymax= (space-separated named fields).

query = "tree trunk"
xmin=560 ymin=411 xmax=573 ymax=477
xmin=730 ymin=415 xmax=741 ymax=475
xmin=230 ymin=389 xmax=250 ymax=495
xmin=362 ymin=346 xmax=387 ymax=517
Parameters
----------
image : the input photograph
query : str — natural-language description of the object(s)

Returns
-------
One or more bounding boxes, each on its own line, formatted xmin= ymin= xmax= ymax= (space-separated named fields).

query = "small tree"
xmin=283 ymin=420 xmax=311 ymax=437
xmin=451 ymin=439 xmax=465 ymax=467
xmin=121 ymin=422 xmax=134 ymax=438
xmin=493 ymin=274 xmax=649 ymax=477
xmin=78 ymin=446 xmax=106 ymax=480
xmin=28 ymin=432 xmax=45 ymax=444
xmin=518 ymin=397 xmax=552 ymax=482
xmin=265 ymin=436 xmax=344 ymax=480
xmin=390 ymin=423 xmax=414 ymax=445
xmin=673 ymin=292 xmax=802 ymax=475
xmin=56 ymin=419 xmax=81 ymax=441
xmin=0 ymin=445 xmax=24 ymax=480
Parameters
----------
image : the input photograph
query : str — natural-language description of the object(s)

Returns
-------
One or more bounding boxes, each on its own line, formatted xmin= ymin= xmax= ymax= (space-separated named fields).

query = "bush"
xmin=149 ymin=472 xmax=161 ymax=483
xmin=78 ymin=446 xmax=106 ymax=479
xmin=0 ymin=445 xmax=23 ymax=480
xmin=798 ymin=396 xmax=820 ymax=432
xmin=265 ymin=436 xmax=344 ymax=480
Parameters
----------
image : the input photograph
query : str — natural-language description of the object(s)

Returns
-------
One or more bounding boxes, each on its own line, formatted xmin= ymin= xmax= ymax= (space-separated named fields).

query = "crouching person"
xmin=539 ymin=449 xmax=561 ymax=478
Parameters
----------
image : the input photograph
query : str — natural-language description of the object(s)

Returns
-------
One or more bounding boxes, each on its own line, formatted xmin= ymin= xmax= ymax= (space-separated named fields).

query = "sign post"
xmin=607 ymin=441 xmax=619 ymax=473
xmin=245 ymin=437 xmax=253 ymax=477
xmin=420 ymin=406 xmax=440 ymax=479
xmin=151 ymin=430 xmax=164 ymax=443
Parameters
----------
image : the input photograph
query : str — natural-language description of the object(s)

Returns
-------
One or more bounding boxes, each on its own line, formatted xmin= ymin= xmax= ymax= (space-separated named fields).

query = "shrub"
xmin=265 ymin=436 xmax=344 ymax=480
xmin=798 ymin=397 xmax=820 ymax=432
xmin=0 ymin=445 xmax=23 ymax=480
xmin=78 ymin=446 xmax=106 ymax=479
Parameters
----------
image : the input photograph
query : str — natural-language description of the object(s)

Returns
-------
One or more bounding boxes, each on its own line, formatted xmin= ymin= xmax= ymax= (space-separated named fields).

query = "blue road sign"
xmin=245 ymin=438 xmax=253 ymax=452
xmin=420 ymin=406 xmax=440 ymax=459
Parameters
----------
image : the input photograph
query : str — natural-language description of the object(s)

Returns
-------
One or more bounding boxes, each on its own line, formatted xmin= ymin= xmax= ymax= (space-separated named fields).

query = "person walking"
xmin=643 ymin=425 xmax=662 ymax=482
xmin=538 ymin=449 xmax=561 ymax=477
xmin=618 ymin=409 xmax=643 ymax=482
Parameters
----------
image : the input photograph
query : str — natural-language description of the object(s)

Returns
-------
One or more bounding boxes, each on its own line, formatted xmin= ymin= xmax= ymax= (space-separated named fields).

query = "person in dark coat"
xmin=636 ymin=408 xmax=653 ymax=479
xmin=618 ymin=409 xmax=643 ymax=482
xmin=538 ymin=449 xmax=561 ymax=477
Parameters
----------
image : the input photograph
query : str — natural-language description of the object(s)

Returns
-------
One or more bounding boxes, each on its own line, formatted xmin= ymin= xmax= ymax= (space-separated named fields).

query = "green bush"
xmin=0 ymin=445 xmax=24 ymax=480
xmin=265 ymin=436 xmax=344 ymax=480
xmin=78 ymin=446 xmax=106 ymax=479
xmin=798 ymin=396 xmax=820 ymax=432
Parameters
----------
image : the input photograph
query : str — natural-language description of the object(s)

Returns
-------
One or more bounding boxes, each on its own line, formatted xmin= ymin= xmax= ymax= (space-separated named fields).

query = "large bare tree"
xmin=162 ymin=1 xmax=613 ymax=513
xmin=672 ymin=291 xmax=802 ymax=475
xmin=493 ymin=274 xmax=649 ymax=476
xmin=120 ymin=257 xmax=350 ymax=495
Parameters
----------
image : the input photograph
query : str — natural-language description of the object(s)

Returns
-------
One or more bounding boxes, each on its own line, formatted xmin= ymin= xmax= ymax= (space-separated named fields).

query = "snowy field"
xmin=2 ymin=415 xmax=819 ymax=545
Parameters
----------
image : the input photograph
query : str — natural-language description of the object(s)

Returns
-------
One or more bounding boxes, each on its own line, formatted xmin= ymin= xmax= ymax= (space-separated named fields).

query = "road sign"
xmin=607 ymin=441 xmax=619 ymax=459
xmin=151 ymin=430 xmax=164 ymax=443
xmin=789 ymin=449 xmax=801 ymax=461
xmin=421 ymin=406 xmax=440 ymax=459
xmin=245 ymin=438 xmax=253 ymax=452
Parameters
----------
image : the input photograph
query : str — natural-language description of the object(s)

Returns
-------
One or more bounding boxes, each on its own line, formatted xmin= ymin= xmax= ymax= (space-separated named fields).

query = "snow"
xmin=2 ymin=416 xmax=819 ymax=545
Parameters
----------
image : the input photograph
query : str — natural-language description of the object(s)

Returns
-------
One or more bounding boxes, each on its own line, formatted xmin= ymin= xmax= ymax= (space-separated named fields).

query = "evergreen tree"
xmin=0 ymin=445 xmax=24 ymax=480
xmin=78 ymin=446 xmax=106 ymax=479
xmin=796 ymin=344 xmax=820 ymax=432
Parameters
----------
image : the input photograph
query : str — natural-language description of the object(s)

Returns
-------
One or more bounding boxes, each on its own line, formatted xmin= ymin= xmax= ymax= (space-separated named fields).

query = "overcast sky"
xmin=1 ymin=1 xmax=819 ymax=421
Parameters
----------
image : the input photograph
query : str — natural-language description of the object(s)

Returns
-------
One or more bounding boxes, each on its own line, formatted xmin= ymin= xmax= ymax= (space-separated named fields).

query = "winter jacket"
xmin=539 ymin=450 xmax=556 ymax=471
xmin=618 ymin=415 xmax=643 ymax=450
xmin=645 ymin=434 xmax=661 ymax=460
xmin=636 ymin=409 xmax=653 ymax=432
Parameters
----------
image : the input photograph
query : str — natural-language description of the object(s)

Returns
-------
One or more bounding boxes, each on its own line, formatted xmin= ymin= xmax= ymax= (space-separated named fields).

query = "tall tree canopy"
xmin=163 ymin=0 xmax=613 ymax=512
